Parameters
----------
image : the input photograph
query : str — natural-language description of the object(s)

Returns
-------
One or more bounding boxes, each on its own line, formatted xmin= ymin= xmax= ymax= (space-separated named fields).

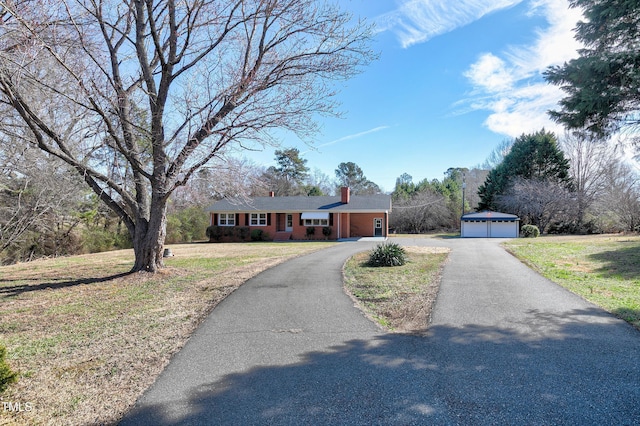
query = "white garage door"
xmin=489 ymin=221 xmax=518 ymax=238
xmin=463 ymin=220 xmax=488 ymax=237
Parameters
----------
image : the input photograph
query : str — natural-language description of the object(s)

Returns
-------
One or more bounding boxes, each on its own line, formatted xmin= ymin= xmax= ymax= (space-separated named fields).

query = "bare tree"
xmin=390 ymin=190 xmax=451 ymax=234
xmin=462 ymin=168 xmax=488 ymax=212
xmin=495 ymin=178 xmax=577 ymax=233
xmin=479 ymin=138 xmax=513 ymax=170
xmin=560 ymin=132 xmax=612 ymax=227
xmin=0 ymin=0 xmax=374 ymax=271
xmin=0 ymin=142 xmax=85 ymax=261
xmin=594 ymin=161 xmax=640 ymax=232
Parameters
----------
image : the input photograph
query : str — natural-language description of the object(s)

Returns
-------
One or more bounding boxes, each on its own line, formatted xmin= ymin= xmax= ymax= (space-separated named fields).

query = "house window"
xmin=250 ymin=213 xmax=267 ymax=226
xmin=218 ymin=213 xmax=235 ymax=226
xmin=303 ymin=218 xmax=329 ymax=226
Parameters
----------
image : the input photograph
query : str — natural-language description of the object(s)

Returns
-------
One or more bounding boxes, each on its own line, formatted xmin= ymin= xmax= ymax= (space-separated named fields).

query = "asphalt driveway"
xmin=121 ymin=238 xmax=640 ymax=425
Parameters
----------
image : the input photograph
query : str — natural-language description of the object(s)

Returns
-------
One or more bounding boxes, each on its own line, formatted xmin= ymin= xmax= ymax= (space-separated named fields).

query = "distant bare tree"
xmin=0 ymin=0 xmax=374 ymax=271
xmin=0 ymin=143 xmax=85 ymax=261
xmin=480 ymin=138 xmax=514 ymax=170
xmin=390 ymin=190 xmax=451 ymax=233
xmin=496 ymin=178 xmax=576 ymax=233
xmin=462 ymin=168 xmax=488 ymax=212
xmin=560 ymin=132 xmax=612 ymax=227
xmin=594 ymin=161 xmax=640 ymax=232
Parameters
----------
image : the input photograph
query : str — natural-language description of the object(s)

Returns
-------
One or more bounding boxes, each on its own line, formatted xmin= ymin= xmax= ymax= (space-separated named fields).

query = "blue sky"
xmin=246 ymin=0 xmax=583 ymax=193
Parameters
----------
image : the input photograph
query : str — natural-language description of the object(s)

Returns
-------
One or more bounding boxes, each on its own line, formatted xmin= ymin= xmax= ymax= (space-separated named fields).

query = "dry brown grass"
xmin=0 ymin=242 xmax=333 ymax=425
xmin=343 ymin=246 xmax=450 ymax=334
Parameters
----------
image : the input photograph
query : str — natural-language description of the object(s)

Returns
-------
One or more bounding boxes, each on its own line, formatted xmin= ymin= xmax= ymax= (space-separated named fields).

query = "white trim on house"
xmin=249 ymin=212 xmax=268 ymax=226
xmin=218 ymin=213 xmax=235 ymax=226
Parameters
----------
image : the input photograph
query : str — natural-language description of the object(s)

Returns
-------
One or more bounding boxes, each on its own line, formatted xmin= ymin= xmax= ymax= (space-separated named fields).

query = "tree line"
xmin=0 ymin=144 xmax=385 ymax=264
xmin=390 ymin=130 xmax=640 ymax=235
xmin=1 ymin=0 xmax=639 ymax=269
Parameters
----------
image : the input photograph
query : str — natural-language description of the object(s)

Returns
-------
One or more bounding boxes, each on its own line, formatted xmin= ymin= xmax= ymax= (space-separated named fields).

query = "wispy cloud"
xmin=377 ymin=0 xmax=523 ymax=48
xmin=461 ymin=0 xmax=583 ymax=137
xmin=316 ymin=126 xmax=390 ymax=149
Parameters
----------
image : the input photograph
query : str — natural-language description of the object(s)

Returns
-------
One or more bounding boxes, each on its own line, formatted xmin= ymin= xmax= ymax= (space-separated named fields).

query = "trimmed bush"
xmin=0 ymin=344 xmax=17 ymax=394
xmin=250 ymin=229 xmax=269 ymax=241
xmin=521 ymin=224 xmax=540 ymax=238
xmin=367 ymin=242 xmax=407 ymax=267
xmin=206 ymin=226 xmax=251 ymax=242
xmin=322 ymin=226 xmax=332 ymax=239
xmin=306 ymin=227 xmax=316 ymax=239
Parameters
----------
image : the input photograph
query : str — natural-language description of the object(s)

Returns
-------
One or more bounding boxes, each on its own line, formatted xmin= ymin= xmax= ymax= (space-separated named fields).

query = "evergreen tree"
xmin=335 ymin=162 xmax=381 ymax=195
xmin=545 ymin=0 xmax=640 ymax=137
xmin=478 ymin=130 xmax=572 ymax=210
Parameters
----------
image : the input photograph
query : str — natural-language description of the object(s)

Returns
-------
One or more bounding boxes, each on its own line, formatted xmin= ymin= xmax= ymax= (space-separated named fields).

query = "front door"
xmin=374 ymin=218 xmax=383 ymax=237
xmin=286 ymin=214 xmax=293 ymax=232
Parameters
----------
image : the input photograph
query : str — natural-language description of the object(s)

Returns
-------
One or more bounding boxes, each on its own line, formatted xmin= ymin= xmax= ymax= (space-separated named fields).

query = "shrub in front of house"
xmin=306 ymin=227 xmax=316 ymax=239
xmin=0 ymin=344 xmax=17 ymax=394
xmin=322 ymin=226 xmax=332 ymax=239
xmin=206 ymin=226 xmax=251 ymax=242
xmin=367 ymin=242 xmax=407 ymax=267
xmin=521 ymin=224 xmax=540 ymax=238
xmin=250 ymin=229 xmax=270 ymax=241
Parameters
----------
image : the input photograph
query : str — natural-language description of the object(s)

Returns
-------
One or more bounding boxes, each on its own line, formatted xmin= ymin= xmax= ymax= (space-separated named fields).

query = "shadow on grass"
xmin=120 ymin=308 xmax=640 ymax=426
xmin=0 ymin=273 xmax=132 ymax=297
xmin=589 ymin=242 xmax=640 ymax=279
xmin=612 ymin=307 xmax=640 ymax=330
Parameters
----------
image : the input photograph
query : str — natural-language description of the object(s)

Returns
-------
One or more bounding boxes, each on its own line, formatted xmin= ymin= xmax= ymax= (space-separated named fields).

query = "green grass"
xmin=344 ymin=246 xmax=450 ymax=333
xmin=504 ymin=235 xmax=640 ymax=329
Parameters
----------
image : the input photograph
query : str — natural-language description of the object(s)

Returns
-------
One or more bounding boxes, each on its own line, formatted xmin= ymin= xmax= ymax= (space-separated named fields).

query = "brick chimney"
xmin=340 ymin=187 xmax=350 ymax=204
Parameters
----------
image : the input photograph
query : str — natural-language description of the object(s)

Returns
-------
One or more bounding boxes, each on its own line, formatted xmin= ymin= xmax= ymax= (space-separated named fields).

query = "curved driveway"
xmin=121 ymin=238 xmax=640 ymax=425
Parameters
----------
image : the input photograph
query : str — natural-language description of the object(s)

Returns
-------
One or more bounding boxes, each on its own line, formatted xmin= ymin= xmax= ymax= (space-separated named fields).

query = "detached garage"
xmin=461 ymin=211 xmax=520 ymax=238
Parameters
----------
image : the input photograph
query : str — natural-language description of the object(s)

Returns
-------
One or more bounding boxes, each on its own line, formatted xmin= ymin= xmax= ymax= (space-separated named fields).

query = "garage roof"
xmin=461 ymin=211 xmax=519 ymax=221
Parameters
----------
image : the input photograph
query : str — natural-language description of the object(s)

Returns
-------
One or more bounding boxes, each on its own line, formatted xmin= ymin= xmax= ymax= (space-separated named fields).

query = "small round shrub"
xmin=0 ymin=344 xmax=17 ymax=394
xmin=306 ymin=227 xmax=316 ymax=239
xmin=367 ymin=242 xmax=407 ymax=267
xmin=251 ymin=229 xmax=265 ymax=241
xmin=521 ymin=224 xmax=540 ymax=238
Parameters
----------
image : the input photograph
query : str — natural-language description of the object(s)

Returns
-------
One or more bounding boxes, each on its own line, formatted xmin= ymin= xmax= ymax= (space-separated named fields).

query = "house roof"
xmin=461 ymin=211 xmax=519 ymax=221
xmin=206 ymin=194 xmax=392 ymax=213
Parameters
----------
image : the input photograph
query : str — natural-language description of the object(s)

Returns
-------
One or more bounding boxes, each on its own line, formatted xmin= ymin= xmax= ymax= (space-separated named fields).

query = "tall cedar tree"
xmin=478 ymin=130 xmax=572 ymax=211
xmin=545 ymin=0 xmax=640 ymax=136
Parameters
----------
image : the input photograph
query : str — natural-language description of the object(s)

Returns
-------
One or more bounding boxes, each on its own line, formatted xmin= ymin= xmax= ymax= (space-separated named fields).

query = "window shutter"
xmin=267 ymin=213 xmax=271 ymax=226
xmin=213 ymin=213 xmax=218 ymax=225
xmin=329 ymin=213 xmax=334 ymax=226
xmin=235 ymin=213 xmax=239 ymax=226
xmin=299 ymin=214 xmax=303 ymax=226
xmin=245 ymin=213 xmax=249 ymax=226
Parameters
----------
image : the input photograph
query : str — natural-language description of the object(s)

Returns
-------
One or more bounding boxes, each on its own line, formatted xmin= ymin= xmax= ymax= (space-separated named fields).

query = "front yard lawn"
xmin=504 ymin=234 xmax=640 ymax=330
xmin=0 ymin=242 xmax=333 ymax=425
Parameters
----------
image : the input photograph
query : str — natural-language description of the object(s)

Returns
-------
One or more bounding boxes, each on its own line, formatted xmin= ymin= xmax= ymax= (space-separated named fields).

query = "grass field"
xmin=343 ymin=246 xmax=450 ymax=333
xmin=2 ymin=233 xmax=639 ymax=424
xmin=504 ymin=234 xmax=640 ymax=330
xmin=0 ymin=242 xmax=334 ymax=425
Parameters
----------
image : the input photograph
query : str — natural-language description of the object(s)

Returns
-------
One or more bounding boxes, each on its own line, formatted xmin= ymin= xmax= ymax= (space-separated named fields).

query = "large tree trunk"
xmin=131 ymin=197 xmax=168 ymax=273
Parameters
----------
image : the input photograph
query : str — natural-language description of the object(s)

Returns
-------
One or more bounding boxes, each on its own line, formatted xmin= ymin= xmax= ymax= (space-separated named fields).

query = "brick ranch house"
xmin=205 ymin=187 xmax=392 ymax=241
